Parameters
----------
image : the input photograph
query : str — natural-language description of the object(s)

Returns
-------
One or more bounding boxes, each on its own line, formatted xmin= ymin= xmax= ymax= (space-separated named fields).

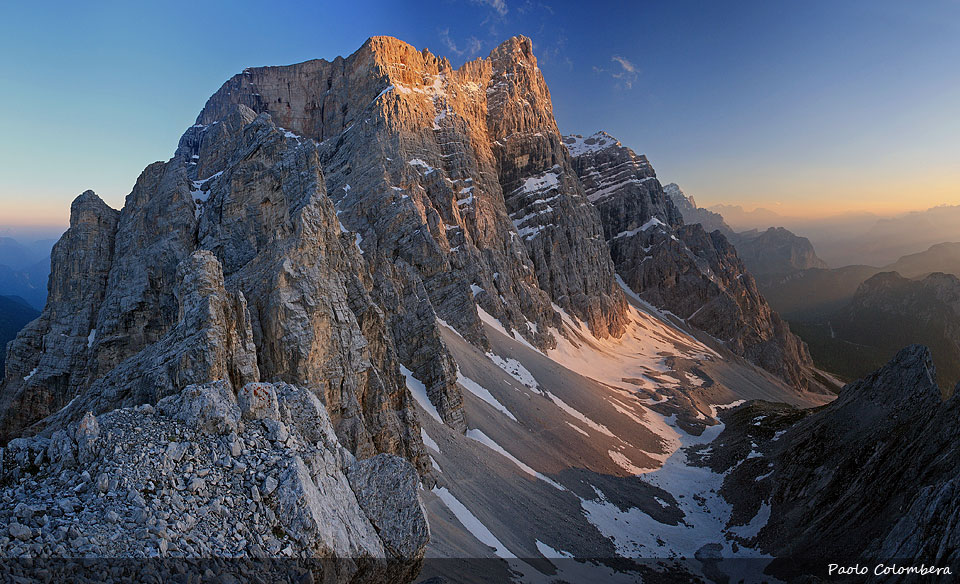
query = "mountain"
xmin=565 ymin=132 xmax=824 ymax=392
xmin=666 ymin=184 xmax=828 ymax=281
xmin=731 ymin=227 xmax=828 ymax=279
xmin=887 ymin=241 xmax=960 ymax=279
xmin=759 ymin=243 xmax=960 ymax=386
xmin=0 ymin=236 xmax=54 ymax=310
xmin=834 ymin=272 xmax=960 ymax=390
xmin=0 ymin=237 xmax=54 ymax=270
xmin=709 ymin=345 xmax=960 ymax=579
xmin=4 ymin=34 xmax=953 ymax=581
xmin=850 ymin=205 xmax=960 ymax=267
xmin=0 ymin=258 xmax=50 ymax=310
xmin=0 ymin=295 xmax=39 ymax=371
xmin=664 ymin=182 xmax=734 ymax=236
xmin=706 ymin=203 xmax=785 ymax=231
xmin=761 ymin=264 xmax=881 ymax=319
xmin=0 ymin=37 xmax=834 ymax=580
xmin=702 ymin=203 xmax=960 ymax=268
xmin=761 ymin=243 xmax=960 ymax=321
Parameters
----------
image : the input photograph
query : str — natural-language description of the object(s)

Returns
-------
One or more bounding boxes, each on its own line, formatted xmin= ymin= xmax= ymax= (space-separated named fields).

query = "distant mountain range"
xmin=762 ymin=242 xmax=960 ymax=318
xmin=704 ymin=201 xmax=960 ymax=268
xmin=667 ymin=184 xmax=828 ymax=281
xmin=757 ymin=244 xmax=960 ymax=389
xmin=0 ymin=295 xmax=39 ymax=371
xmin=668 ymin=184 xmax=959 ymax=389
xmin=0 ymin=236 xmax=54 ymax=310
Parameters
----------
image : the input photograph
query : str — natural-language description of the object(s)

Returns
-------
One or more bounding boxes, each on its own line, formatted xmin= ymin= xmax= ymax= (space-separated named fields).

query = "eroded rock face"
xmin=1 ymin=109 xmax=431 ymax=476
xmin=566 ymin=132 xmax=817 ymax=391
xmin=0 ymin=191 xmax=119 ymax=441
xmin=194 ymin=35 xmax=629 ymax=384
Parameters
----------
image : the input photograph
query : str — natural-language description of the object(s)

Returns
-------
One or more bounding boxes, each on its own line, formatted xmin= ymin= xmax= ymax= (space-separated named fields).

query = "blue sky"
xmin=1 ymin=0 xmax=958 ymax=231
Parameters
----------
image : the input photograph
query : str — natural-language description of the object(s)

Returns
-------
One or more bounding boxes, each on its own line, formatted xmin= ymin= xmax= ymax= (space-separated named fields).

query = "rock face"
xmin=707 ymin=345 xmax=960 ymax=578
xmin=565 ymin=132 xmax=819 ymax=391
xmin=191 ymin=37 xmax=630 ymax=397
xmin=0 ymin=381 xmax=427 ymax=581
xmin=1 ymin=191 xmax=120 ymax=440
xmin=1 ymin=36 xmax=638 ymax=474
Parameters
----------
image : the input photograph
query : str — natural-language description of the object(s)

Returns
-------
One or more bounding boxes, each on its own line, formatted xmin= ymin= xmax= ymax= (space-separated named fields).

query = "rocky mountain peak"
xmin=566 ymin=134 xmax=820 ymax=391
xmin=70 ymin=190 xmax=116 ymax=220
xmin=840 ymin=344 xmax=940 ymax=412
xmin=663 ymin=182 xmax=693 ymax=208
xmin=563 ymin=131 xmax=622 ymax=157
xmin=1 ymin=35 xmax=636 ymax=468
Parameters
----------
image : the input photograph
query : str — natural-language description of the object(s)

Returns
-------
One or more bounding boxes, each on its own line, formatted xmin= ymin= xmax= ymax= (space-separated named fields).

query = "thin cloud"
xmin=439 ymin=28 xmax=483 ymax=58
xmin=611 ymin=55 xmax=636 ymax=73
xmin=472 ymin=0 xmax=508 ymax=17
xmin=596 ymin=55 xmax=639 ymax=89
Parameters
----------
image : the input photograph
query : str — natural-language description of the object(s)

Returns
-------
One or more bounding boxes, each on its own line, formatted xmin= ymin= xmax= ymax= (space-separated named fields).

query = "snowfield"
xmin=416 ymin=284 xmax=824 ymax=582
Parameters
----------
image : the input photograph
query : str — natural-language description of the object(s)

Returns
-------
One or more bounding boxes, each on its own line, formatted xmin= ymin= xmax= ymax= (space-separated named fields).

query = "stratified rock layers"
xmin=566 ymin=132 xmax=817 ymax=391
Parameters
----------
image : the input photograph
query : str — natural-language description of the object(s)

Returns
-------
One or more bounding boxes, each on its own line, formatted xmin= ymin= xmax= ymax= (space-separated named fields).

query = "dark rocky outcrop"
xmin=709 ymin=345 xmax=960 ymax=580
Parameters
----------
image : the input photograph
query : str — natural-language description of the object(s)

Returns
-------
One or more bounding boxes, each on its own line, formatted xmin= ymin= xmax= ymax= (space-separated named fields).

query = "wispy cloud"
xmin=439 ymin=28 xmax=483 ymax=58
xmin=595 ymin=55 xmax=639 ymax=89
xmin=533 ymin=32 xmax=572 ymax=70
xmin=611 ymin=55 xmax=636 ymax=73
xmin=472 ymin=0 xmax=508 ymax=17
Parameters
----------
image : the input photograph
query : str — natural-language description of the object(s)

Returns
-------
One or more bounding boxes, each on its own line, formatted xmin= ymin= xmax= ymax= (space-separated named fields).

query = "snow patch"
xmin=420 ymin=428 xmax=440 ymax=453
xmin=457 ymin=371 xmax=518 ymax=422
xmin=400 ymin=365 xmax=442 ymax=423
xmin=432 ymin=486 xmax=515 ymax=559
xmin=466 ymin=429 xmax=563 ymax=490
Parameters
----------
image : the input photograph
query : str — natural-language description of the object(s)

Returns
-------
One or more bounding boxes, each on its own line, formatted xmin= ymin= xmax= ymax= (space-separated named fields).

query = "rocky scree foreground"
xmin=565 ymin=132 xmax=821 ymax=392
xmin=0 ymin=380 xmax=427 ymax=582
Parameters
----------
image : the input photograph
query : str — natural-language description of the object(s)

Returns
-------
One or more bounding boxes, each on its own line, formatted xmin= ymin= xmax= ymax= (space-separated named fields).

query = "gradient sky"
xmin=1 ymin=0 xmax=958 ymax=232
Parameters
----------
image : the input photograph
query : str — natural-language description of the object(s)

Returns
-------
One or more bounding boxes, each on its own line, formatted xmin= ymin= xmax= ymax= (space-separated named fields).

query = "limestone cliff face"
xmin=566 ymin=132 xmax=817 ymax=391
xmin=0 ymin=87 xmax=430 ymax=479
xmin=188 ymin=35 xmax=630 ymax=426
xmin=1 ymin=192 xmax=119 ymax=439
xmin=0 ymin=37 xmax=636 ymax=479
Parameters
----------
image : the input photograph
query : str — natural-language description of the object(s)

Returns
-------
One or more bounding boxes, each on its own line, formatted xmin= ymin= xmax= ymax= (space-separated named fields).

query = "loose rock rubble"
xmin=0 ymin=381 xmax=428 ymax=583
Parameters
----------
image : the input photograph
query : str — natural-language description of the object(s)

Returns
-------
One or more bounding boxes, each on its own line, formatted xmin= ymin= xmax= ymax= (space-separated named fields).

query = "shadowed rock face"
xmin=565 ymin=132 xmax=818 ymax=392
xmin=731 ymin=226 xmax=828 ymax=280
xmin=708 ymin=345 xmax=960 ymax=578
xmin=664 ymin=182 xmax=734 ymax=237
xmin=0 ymin=191 xmax=120 ymax=440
